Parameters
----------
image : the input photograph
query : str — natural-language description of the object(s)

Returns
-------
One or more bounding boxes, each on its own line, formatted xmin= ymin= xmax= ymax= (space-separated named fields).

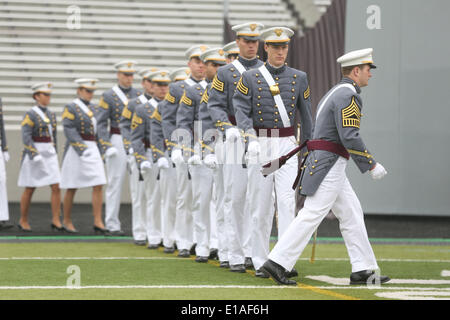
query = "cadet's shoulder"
xmin=285 ymin=66 xmax=307 ymax=79
xmin=65 ymin=102 xmax=77 ymax=109
xmin=131 ymin=87 xmax=141 ymax=96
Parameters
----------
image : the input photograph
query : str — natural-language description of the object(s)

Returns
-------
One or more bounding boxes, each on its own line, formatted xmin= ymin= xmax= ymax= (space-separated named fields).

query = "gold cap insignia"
xmin=218 ymin=49 xmax=224 ymax=56
xmin=160 ymin=72 xmax=167 ymax=76
xmin=274 ymin=29 xmax=283 ymax=37
xmin=47 ymin=83 xmax=52 ymax=88
xmin=127 ymin=62 xmax=133 ymax=68
xmin=200 ymin=45 xmax=208 ymax=52
xmin=250 ymin=24 xmax=257 ymax=31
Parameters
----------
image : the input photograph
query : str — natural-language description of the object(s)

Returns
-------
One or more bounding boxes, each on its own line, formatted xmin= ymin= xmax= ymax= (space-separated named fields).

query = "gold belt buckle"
xmin=269 ymin=84 xmax=280 ymax=96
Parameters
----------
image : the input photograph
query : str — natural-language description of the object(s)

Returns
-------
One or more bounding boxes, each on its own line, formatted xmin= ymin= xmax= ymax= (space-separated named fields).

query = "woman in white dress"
xmin=17 ymin=82 xmax=62 ymax=232
xmin=60 ymin=79 xmax=108 ymax=234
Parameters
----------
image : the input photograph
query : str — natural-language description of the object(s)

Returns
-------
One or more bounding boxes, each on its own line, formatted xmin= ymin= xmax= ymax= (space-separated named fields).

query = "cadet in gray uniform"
xmin=150 ymin=67 xmax=190 ymax=254
xmin=261 ymin=48 xmax=390 ymax=286
xmin=233 ymin=27 xmax=313 ymax=277
xmin=207 ymin=22 xmax=265 ymax=272
xmin=17 ymin=83 xmax=61 ymax=232
xmin=176 ymin=47 xmax=226 ymax=263
xmin=0 ymin=97 xmax=12 ymax=229
xmin=120 ymin=67 xmax=157 ymax=245
xmin=97 ymin=61 xmax=142 ymax=235
xmin=130 ymin=70 xmax=170 ymax=249
xmin=60 ymin=79 xmax=107 ymax=234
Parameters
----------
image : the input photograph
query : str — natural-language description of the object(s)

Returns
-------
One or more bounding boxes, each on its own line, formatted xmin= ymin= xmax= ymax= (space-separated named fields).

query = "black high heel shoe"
xmin=17 ymin=223 xmax=32 ymax=232
xmin=51 ymin=223 xmax=64 ymax=232
xmin=62 ymin=224 xmax=79 ymax=233
xmin=93 ymin=225 xmax=110 ymax=235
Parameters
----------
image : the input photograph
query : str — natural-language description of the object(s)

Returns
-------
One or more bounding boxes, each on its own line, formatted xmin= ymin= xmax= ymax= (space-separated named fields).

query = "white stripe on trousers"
xmin=159 ymin=159 xmax=177 ymax=248
xmin=128 ymin=155 xmax=146 ymax=241
xmin=268 ymin=157 xmax=379 ymax=273
xmin=142 ymin=159 xmax=162 ymax=245
xmin=174 ymin=161 xmax=194 ymax=250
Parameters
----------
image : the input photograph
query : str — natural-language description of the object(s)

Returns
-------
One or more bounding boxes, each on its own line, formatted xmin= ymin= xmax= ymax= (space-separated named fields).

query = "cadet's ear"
xmin=264 ymin=43 xmax=269 ymax=52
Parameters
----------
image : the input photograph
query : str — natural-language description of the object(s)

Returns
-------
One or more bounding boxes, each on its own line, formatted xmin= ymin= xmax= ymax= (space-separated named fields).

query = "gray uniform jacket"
xmin=130 ymin=98 xmax=162 ymax=168
xmin=176 ymin=82 xmax=208 ymax=158
xmin=61 ymin=99 xmax=101 ymax=159
xmin=120 ymin=93 xmax=151 ymax=155
xmin=208 ymin=56 xmax=263 ymax=133
xmin=233 ymin=62 xmax=313 ymax=145
xmin=298 ymin=77 xmax=377 ymax=196
xmin=0 ymin=98 xmax=7 ymax=152
xmin=97 ymin=85 xmax=141 ymax=154
xmin=20 ymin=105 xmax=57 ymax=162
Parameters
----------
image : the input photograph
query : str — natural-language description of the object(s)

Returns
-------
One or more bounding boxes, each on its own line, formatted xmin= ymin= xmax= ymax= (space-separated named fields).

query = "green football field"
xmin=0 ymin=238 xmax=449 ymax=300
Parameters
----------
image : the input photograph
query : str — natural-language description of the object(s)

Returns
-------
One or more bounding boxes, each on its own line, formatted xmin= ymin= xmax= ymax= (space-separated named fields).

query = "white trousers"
xmin=212 ymin=163 xmax=228 ymax=262
xmin=223 ymin=137 xmax=251 ymax=266
xmin=248 ymin=136 xmax=298 ymax=270
xmin=128 ymin=154 xmax=146 ymax=241
xmin=142 ymin=160 xmax=162 ymax=245
xmin=105 ymin=134 xmax=127 ymax=232
xmin=268 ymin=157 xmax=379 ymax=273
xmin=174 ymin=161 xmax=194 ymax=250
xmin=0 ymin=151 xmax=9 ymax=221
xmin=159 ymin=159 xmax=177 ymax=248
xmin=209 ymin=183 xmax=218 ymax=250
xmin=190 ymin=164 xmax=214 ymax=257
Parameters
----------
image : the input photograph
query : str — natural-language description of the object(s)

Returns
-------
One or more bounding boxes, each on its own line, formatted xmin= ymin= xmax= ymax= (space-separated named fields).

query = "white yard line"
xmin=306 ymin=275 xmax=450 ymax=286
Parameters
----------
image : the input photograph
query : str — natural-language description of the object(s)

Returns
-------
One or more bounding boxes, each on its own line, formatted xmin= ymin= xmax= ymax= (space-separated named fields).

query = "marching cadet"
xmin=60 ymin=79 xmax=108 ymax=234
xmin=223 ymin=41 xmax=240 ymax=63
xmin=130 ymin=70 xmax=170 ymax=249
xmin=150 ymin=67 xmax=189 ymax=254
xmin=0 ymin=97 xmax=12 ymax=230
xmin=17 ymin=83 xmax=61 ymax=232
xmin=120 ymin=67 xmax=158 ymax=245
xmin=176 ymin=47 xmax=226 ymax=263
xmin=233 ymin=27 xmax=313 ymax=278
xmin=159 ymin=45 xmax=208 ymax=257
xmin=207 ymin=22 xmax=265 ymax=273
xmin=261 ymin=48 xmax=390 ymax=286
xmin=97 ymin=60 xmax=142 ymax=236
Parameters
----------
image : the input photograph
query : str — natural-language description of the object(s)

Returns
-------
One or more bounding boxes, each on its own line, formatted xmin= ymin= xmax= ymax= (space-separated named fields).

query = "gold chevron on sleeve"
xmin=98 ymin=97 xmax=109 ymax=110
xmin=236 ymin=77 xmax=249 ymax=95
xmin=341 ymin=96 xmax=361 ymax=128
xmin=21 ymin=114 xmax=34 ymax=127
xmin=164 ymin=92 xmax=176 ymax=104
xmin=212 ymin=74 xmax=224 ymax=92
xmin=200 ymin=90 xmax=209 ymax=104
xmin=180 ymin=92 xmax=192 ymax=106
xmin=303 ymin=85 xmax=310 ymax=100
xmin=150 ymin=108 xmax=162 ymax=122
xmin=121 ymin=105 xmax=132 ymax=119
xmin=62 ymin=107 xmax=75 ymax=121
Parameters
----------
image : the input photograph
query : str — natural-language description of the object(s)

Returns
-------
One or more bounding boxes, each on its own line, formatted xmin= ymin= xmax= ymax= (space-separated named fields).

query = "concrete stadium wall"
xmin=345 ymin=0 xmax=450 ymax=216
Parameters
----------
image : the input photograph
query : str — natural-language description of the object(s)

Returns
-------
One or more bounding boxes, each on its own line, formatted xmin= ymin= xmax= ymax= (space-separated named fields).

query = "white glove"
xmin=204 ymin=154 xmax=218 ymax=169
xmin=3 ymin=151 xmax=10 ymax=163
xmin=370 ymin=163 xmax=387 ymax=180
xmin=171 ymin=149 xmax=184 ymax=165
xmin=157 ymin=157 xmax=170 ymax=169
xmin=140 ymin=161 xmax=152 ymax=174
xmin=247 ymin=141 xmax=261 ymax=157
xmin=33 ymin=154 xmax=43 ymax=162
xmin=188 ymin=154 xmax=202 ymax=166
xmin=225 ymin=127 xmax=241 ymax=141
xmin=128 ymin=147 xmax=134 ymax=155
xmin=105 ymin=147 xmax=118 ymax=158
xmin=82 ymin=148 xmax=94 ymax=158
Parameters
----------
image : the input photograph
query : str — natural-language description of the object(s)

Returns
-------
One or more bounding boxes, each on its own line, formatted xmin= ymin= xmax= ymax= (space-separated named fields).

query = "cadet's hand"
xmin=33 ymin=154 xmax=43 ymax=162
xmin=171 ymin=149 xmax=184 ymax=165
xmin=188 ymin=155 xmax=202 ymax=166
xmin=370 ymin=163 xmax=387 ymax=180
xmin=157 ymin=157 xmax=169 ymax=169
xmin=204 ymin=154 xmax=218 ymax=169
xmin=105 ymin=147 xmax=118 ymax=158
xmin=128 ymin=147 xmax=134 ymax=155
xmin=225 ymin=127 xmax=241 ymax=141
xmin=82 ymin=149 xmax=94 ymax=159
xmin=3 ymin=151 xmax=10 ymax=163
xmin=140 ymin=161 xmax=152 ymax=174
xmin=247 ymin=141 xmax=261 ymax=157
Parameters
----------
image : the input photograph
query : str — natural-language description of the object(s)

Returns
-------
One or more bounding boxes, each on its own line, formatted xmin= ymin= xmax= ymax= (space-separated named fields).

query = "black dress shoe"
xmin=108 ymin=230 xmax=125 ymax=236
xmin=147 ymin=243 xmax=160 ymax=249
xmin=134 ymin=240 xmax=146 ymax=246
xmin=244 ymin=257 xmax=254 ymax=270
xmin=190 ymin=243 xmax=197 ymax=255
xmin=208 ymin=248 xmax=218 ymax=260
xmin=260 ymin=260 xmax=297 ymax=286
xmin=350 ymin=270 xmax=391 ymax=285
xmin=230 ymin=264 xmax=246 ymax=273
xmin=177 ymin=249 xmax=190 ymax=257
xmin=286 ymin=268 xmax=298 ymax=278
xmin=195 ymin=256 xmax=208 ymax=263
xmin=255 ymin=269 xmax=270 ymax=278
xmin=17 ymin=223 xmax=32 ymax=232
xmin=63 ymin=224 xmax=79 ymax=233
xmin=0 ymin=221 xmax=14 ymax=230
xmin=219 ymin=261 xmax=230 ymax=268
xmin=93 ymin=225 xmax=109 ymax=235
xmin=163 ymin=246 xmax=175 ymax=254
xmin=51 ymin=223 xmax=64 ymax=232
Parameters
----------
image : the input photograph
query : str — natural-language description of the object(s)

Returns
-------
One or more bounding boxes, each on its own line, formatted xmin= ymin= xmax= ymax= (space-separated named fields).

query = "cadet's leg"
xmin=92 ymin=185 xmax=105 ymax=229
xmin=50 ymin=183 xmax=61 ymax=227
xmin=331 ymin=177 xmax=379 ymax=273
xmin=63 ymin=188 xmax=77 ymax=230
xmin=19 ymin=187 xmax=35 ymax=229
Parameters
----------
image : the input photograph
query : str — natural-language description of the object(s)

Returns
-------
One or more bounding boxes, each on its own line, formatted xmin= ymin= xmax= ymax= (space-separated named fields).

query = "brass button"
xmin=291 ymin=104 xmax=295 ymax=107
xmin=258 ymin=88 xmax=262 ymax=91
xmin=255 ymin=73 xmax=259 ymax=77
xmin=257 ymin=96 xmax=261 ymax=99
xmin=274 ymin=119 xmax=278 ymax=122
xmin=299 ymin=186 xmax=302 ymax=190
xmin=292 ymin=96 xmax=295 ymax=100
xmin=233 ymin=74 xmax=237 ymax=78
xmin=291 ymin=88 xmax=295 ymax=92
xmin=257 ymin=103 xmax=261 ymax=107
xmin=314 ymin=159 xmax=318 ymax=163
xmin=274 ymin=111 xmax=279 ymax=115
xmin=294 ymin=74 xmax=297 ymax=78
xmin=310 ymin=172 xmax=313 ymax=175
xmin=312 ymin=166 xmax=315 ymax=169
xmin=257 ymin=80 xmax=261 ymax=84
xmin=234 ymin=82 xmax=237 ymax=85
xmin=258 ymin=110 xmax=262 ymax=114
xmin=369 ymin=160 xmax=373 ymax=164
xmin=275 ymin=77 xmax=279 ymax=81
xmin=260 ymin=118 xmax=263 ymax=122
xmin=274 ymin=105 xmax=278 ymax=108
xmin=289 ymin=112 xmax=293 ymax=116
xmin=292 ymin=81 xmax=296 ymax=85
